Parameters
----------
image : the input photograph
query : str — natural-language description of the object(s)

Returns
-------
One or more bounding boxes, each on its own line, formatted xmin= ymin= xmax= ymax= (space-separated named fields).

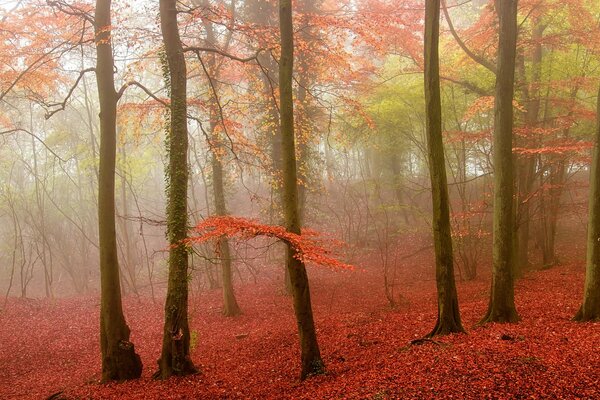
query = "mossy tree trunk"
xmin=481 ymin=0 xmax=520 ymax=324
xmin=156 ymin=0 xmax=197 ymax=378
xmin=279 ymin=0 xmax=325 ymax=380
xmin=423 ymin=0 xmax=464 ymax=337
xmin=95 ymin=0 xmax=142 ymax=382
xmin=575 ymin=86 xmax=600 ymax=322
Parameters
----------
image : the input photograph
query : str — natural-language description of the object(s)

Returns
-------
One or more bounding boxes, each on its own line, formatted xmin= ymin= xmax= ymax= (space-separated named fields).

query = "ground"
xmin=1 ymin=242 xmax=599 ymax=399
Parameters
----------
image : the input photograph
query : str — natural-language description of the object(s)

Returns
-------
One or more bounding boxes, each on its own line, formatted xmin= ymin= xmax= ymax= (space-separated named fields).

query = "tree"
xmin=514 ymin=17 xmax=544 ymax=273
xmin=574 ymin=86 xmax=600 ymax=322
xmin=481 ymin=0 xmax=519 ymax=324
xmin=278 ymin=0 xmax=325 ymax=380
xmin=155 ymin=0 xmax=197 ymax=378
xmin=195 ymin=0 xmax=241 ymax=317
xmin=95 ymin=0 xmax=142 ymax=381
xmin=423 ymin=0 xmax=464 ymax=336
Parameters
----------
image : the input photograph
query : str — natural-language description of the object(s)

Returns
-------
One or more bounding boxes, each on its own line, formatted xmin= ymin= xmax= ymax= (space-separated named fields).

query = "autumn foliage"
xmin=186 ymin=216 xmax=354 ymax=271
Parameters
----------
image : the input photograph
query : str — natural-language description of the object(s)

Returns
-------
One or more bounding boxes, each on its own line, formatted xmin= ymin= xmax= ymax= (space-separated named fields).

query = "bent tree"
xmin=156 ymin=0 xmax=197 ymax=378
xmin=95 ymin=0 xmax=142 ymax=381
xmin=423 ymin=0 xmax=464 ymax=337
xmin=575 ymin=86 xmax=600 ymax=322
xmin=279 ymin=0 xmax=325 ymax=380
xmin=481 ymin=0 xmax=520 ymax=324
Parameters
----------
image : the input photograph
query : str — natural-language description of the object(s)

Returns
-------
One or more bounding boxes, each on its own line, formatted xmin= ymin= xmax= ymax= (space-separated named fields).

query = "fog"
xmin=1 ymin=0 xmax=599 ymax=398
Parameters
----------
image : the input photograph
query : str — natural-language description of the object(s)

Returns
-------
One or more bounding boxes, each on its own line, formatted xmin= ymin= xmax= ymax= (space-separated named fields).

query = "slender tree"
xmin=279 ymin=0 xmax=325 ymax=380
xmin=95 ymin=0 xmax=142 ymax=381
xmin=514 ymin=19 xmax=544 ymax=273
xmin=481 ymin=0 xmax=520 ymax=324
xmin=155 ymin=0 xmax=197 ymax=378
xmin=201 ymin=0 xmax=241 ymax=316
xmin=574 ymin=86 xmax=600 ymax=322
xmin=423 ymin=0 xmax=464 ymax=337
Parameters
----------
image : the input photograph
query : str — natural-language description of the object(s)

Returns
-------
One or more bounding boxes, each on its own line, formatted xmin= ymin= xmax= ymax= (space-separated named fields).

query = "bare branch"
xmin=197 ymin=54 xmax=238 ymax=160
xmin=117 ymin=80 xmax=169 ymax=106
xmin=0 ymin=128 xmax=67 ymax=162
xmin=44 ymin=68 xmax=96 ymax=119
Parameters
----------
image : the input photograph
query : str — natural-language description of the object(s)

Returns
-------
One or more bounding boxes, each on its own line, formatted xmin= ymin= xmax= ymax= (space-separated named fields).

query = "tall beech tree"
xmin=481 ymin=0 xmax=520 ymax=324
xmin=210 ymin=118 xmax=242 ymax=317
xmin=423 ymin=0 xmax=464 ymax=336
xmin=95 ymin=0 xmax=142 ymax=381
xmin=200 ymin=0 xmax=241 ymax=317
xmin=514 ymin=18 xmax=544 ymax=273
xmin=278 ymin=0 xmax=325 ymax=380
xmin=156 ymin=0 xmax=197 ymax=378
xmin=575 ymin=86 xmax=600 ymax=322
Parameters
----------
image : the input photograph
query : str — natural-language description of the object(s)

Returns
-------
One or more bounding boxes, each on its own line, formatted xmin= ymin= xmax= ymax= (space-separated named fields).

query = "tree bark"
xmin=95 ymin=0 xmax=142 ymax=382
xmin=514 ymin=20 xmax=543 ymax=273
xmin=481 ymin=0 xmax=520 ymax=324
xmin=199 ymin=7 xmax=242 ymax=316
xmin=279 ymin=0 xmax=325 ymax=380
xmin=574 ymin=86 xmax=600 ymax=322
xmin=424 ymin=0 xmax=464 ymax=337
xmin=211 ymin=147 xmax=241 ymax=316
xmin=155 ymin=0 xmax=197 ymax=378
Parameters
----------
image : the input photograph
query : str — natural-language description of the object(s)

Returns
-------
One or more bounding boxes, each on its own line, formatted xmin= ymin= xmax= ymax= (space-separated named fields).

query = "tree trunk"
xmin=279 ymin=0 xmax=325 ymax=380
xmin=198 ymin=8 xmax=242 ymax=316
xmin=95 ymin=0 xmax=142 ymax=382
xmin=540 ymin=158 xmax=565 ymax=268
xmin=211 ymin=149 xmax=241 ymax=316
xmin=156 ymin=0 xmax=197 ymax=378
xmin=481 ymin=0 xmax=520 ymax=324
xmin=574 ymin=86 xmax=600 ymax=322
xmin=250 ymin=0 xmax=291 ymax=295
xmin=539 ymin=86 xmax=578 ymax=268
xmin=423 ymin=0 xmax=464 ymax=337
xmin=514 ymin=20 xmax=543 ymax=273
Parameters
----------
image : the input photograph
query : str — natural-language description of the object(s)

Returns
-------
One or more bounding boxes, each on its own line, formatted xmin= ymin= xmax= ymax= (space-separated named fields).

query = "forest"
xmin=0 ymin=0 xmax=599 ymax=398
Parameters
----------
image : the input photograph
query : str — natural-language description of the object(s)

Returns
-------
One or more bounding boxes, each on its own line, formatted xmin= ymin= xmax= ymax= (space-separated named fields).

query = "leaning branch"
xmin=441 ymin=0 xmax=496 ymax=74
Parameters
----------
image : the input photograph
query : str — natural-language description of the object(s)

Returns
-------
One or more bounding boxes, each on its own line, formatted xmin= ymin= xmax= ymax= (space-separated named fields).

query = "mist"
xmin=1 ymin=0 xmax=599 ymax=398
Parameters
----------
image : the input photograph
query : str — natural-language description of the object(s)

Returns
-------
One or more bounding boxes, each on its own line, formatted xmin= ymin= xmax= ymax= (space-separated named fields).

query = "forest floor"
xmin=1 ymin=239 xmax=599 ymax=399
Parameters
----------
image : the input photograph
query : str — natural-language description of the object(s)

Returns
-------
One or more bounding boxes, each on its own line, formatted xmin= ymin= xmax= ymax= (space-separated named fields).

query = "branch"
xmin=441 ymin=0 xmax=496 ymax=74
xmin=441 ymin=75 xmax=490 ymax=96
xmin=0 ymin=128 xmax=67 ymax=162
xmin=197 ymin=54 xmax=237 ymax=159
xmin=46 ymin=0 xmax=94 ymax=24
xmin=116 ymin=80 xmax=168 ymax=106
xmin=184 ymin=46 xmax=263 ymax=63
xmin=0 ymin=40 xmax=80 ymax=103
xmin=44 ymin=67 xmax=95 ymax=119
